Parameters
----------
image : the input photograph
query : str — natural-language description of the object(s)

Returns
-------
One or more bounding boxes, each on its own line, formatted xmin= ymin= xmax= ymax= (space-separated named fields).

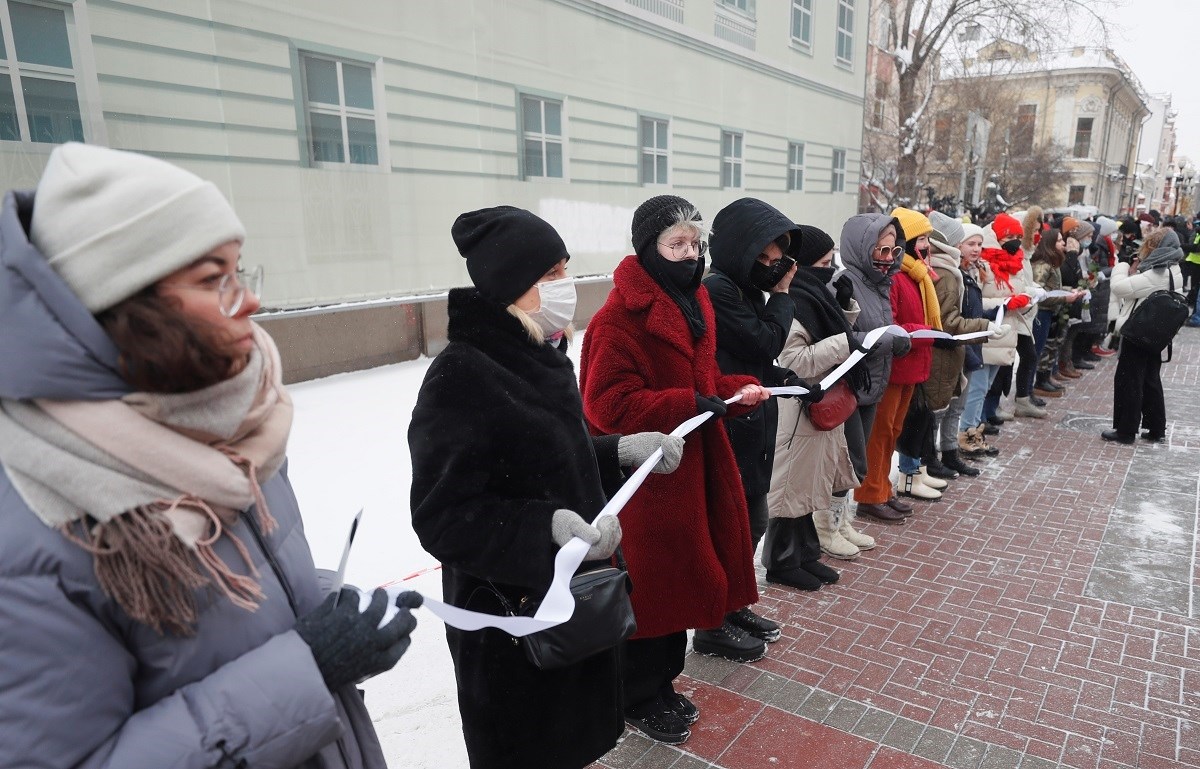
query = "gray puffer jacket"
xmin=839 ymin=214 xmax=906 ymax=405
xmin=0 ymin=190 xmax=386 ymax=769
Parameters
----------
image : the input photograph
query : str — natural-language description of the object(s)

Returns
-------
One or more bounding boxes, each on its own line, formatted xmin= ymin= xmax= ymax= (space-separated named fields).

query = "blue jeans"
xmin=960 ymin=365 xmax=999 ymax=432
xmin=898 ymin=453 xmax=921 ymax=474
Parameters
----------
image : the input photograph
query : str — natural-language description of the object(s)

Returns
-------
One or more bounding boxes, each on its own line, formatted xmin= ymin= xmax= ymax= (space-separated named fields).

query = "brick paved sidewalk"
xmin=595 ymin=327 xmax=1200 ymax=769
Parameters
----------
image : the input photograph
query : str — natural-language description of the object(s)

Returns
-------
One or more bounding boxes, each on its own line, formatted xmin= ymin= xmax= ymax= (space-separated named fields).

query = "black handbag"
xmin=510 ymin=551 xmax=636 ymax=670
xmin=1119 ymin=271 xmax=1189 ymax=359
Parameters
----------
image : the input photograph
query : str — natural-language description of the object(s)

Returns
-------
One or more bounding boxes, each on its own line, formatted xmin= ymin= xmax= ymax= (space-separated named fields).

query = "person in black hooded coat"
xmin=704 ymin=197 xmax=810 ymax=645
xmin=409 ymin=206 xmax=685 ymax=769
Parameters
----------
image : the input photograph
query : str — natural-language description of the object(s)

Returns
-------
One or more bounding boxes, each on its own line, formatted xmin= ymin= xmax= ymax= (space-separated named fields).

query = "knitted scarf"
xmin=981 ymin=247 xmax=1024 ymax=291
xmin=0 ymin=324 xmax=291 ymax=635
xmin=900 ymin=255 xmax=944 ymax=331
xmin=787 ymin=267 xmax=871 ymax=393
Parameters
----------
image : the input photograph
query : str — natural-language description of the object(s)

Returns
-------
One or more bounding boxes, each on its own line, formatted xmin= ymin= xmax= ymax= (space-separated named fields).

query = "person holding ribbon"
xmin=409 ymin=206 xmax=685 ymax=768
xmin=0 ymin=143 xmax=420 ymax=768
xmin=981 ymin=212 xmax=1043 ymax=420
xmin=840 ymin=213 xmax=913 ymax=525
xmin=579 ymin=195 xmax=769 ymax=745
xmin=766 ymin=224 xmax=875 ymax=585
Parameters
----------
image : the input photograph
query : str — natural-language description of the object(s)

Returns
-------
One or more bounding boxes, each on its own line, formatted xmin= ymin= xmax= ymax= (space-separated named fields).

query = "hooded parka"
xmin=927 ymin=243 xmax=991 ymax=410
xmin=579 ymin=256 xmax=760 ymax=639
xmin=979 ymin=223 xmax=1032 ymax=366
xmin=839 ymin=214 xmax=907 ymax=405
xmin=408 ymin=288 xmax=625 ymax=769
xmin=703 ymin=198 xmax=798 ymax=498
xmin=0 ymin=191 xmax=386 ymax=769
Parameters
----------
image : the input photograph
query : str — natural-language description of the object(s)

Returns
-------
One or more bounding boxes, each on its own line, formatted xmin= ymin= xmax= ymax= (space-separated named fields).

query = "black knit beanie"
xmin=793 ymin=224 xmax=835 ymax=266
xmin=452 ymin=206 xmax=570 ymax=305
xmin=631 ymin=195 xmax=699 ymax=256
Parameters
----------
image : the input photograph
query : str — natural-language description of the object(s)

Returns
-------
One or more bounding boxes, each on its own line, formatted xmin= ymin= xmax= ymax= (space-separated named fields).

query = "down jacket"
xmin=408 ymin=289 xmax=624 ymax=769
xmin=980 ymin=225 xmax=1034 ymax=367
xmin=1109 ymin=262 xmax=1185 ymax=333
xmin=0 ymin=191 xmax=384 ymax=769
xmin=767 ymin=304 xmax=862 ymax=519
xmin=839 ymin=214 xmax=907 ymax=405
xmin=579 ymin=255 xmax=759 ymax=639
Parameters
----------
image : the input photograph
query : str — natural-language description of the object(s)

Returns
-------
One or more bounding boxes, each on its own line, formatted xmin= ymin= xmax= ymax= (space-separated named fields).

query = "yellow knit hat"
xmin=889 ymin=207 xmax=933 ymax=241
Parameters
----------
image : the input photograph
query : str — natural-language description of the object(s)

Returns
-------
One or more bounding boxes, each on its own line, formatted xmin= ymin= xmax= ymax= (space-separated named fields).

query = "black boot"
xmin=941 ymin=449 xmax=980 ymax=477
xmin=923 ymin=454 xmax=959 ymax=479
xmin=801 ymin=559 xmax=840 ymax=584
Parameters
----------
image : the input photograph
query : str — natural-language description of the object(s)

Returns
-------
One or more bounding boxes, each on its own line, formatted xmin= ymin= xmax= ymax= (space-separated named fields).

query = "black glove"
xmin=782 ymin=373 xmax=824 ymax=403
xmin=833 ymin=275 xmax=854 ymax=310
xmin=694 ymin=392 xmax=728 ymax=418
xmin=932 ymin=337 xmax=957 ymax=350
xmin=295 ymin=587 xmax=422 ymax=691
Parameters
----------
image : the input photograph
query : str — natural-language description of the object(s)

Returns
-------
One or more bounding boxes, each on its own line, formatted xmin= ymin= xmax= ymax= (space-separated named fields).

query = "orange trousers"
xmin=857 ymin=382 xmax=915 ymax=504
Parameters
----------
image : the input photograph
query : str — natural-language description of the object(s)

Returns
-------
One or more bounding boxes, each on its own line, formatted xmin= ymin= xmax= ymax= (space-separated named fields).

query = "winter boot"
xmin=832 ymin=494 xmax=875 ymax=551
xmin=995 ymin=398 xmax=1015 ymax=420
xmin=959 ymin=430 xmax=986 ymax=457
xmin=1033 ymin=374 xmax=1063 ymax=398
xmin=899 ymin=473 xmax=942 ymax=500
xmin=726 ymin=607 xmax=782 ymax=643
xmin=941 ymin=449 xmax=980 ymax=476
xmin=812 ymin=508 xmax=860 ymax=560
xmin=923 ymin=455 xmax=959 ymax=480
xmin=1014 ymin=396 xmax=1047 ymax=418
xmin=693 ymin=621 xmax=766 ymax=663
xmin=916 ymin=466 xmax=949 ymax=490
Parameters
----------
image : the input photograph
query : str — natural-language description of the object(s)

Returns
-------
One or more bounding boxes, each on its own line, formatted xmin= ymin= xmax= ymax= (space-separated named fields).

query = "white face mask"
xmin=529 ymin=276 xmax=576 ymax=336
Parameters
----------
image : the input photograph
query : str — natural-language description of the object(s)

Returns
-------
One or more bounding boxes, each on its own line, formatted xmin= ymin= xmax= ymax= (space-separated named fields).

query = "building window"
xmin=720 ymin=130 xmax=742 ymax=189
xmin=831 ymin=148 xmax=846 ymax=192
xmin=835 ymin=0 xmax=855 ymax=66
xmin=787 ymin=142 xmax=805 ymax=191
xmin=639 ymin=116 xmax=668 ymax=185
xmin=1013 ymin=104 xmax=1036 ymax=156
xmin=717 ymin=0 xmax=754 ymax=16
xmin=1073 ymin=117 xmax=1093 ymax=159
xmin=521 ymin=94 xmax=564 ymax=179
xmin=933 ymin=115 xmax=952 ymax=162
xmin=0 ymin=1 xmax=85 ymax=143
xmin=300 ymin=53 xmax=379 ymax=166
xmin=1069 ymin=185 xmax=1086 ymax=204
xmin=872 ymin=78 xmax=888 ymax=129
xmin=791 ymin=0 xmax=813 ymax=48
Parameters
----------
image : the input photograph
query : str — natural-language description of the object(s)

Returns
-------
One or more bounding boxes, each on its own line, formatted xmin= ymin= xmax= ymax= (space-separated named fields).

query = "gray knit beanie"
xmin=31 ymin=143 xmax=246 ymax=313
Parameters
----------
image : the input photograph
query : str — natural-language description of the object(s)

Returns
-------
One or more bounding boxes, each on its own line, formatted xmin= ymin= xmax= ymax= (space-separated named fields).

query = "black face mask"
xmin=659 ymin=256 xmax=701 ymax=290
xmin=749 ymin=255 xmax=796 ymax=291
xmin=1001 ymin=240 xmax=1021 ymax=256
xmin=804 ymin=266 xmax=837 ymax=285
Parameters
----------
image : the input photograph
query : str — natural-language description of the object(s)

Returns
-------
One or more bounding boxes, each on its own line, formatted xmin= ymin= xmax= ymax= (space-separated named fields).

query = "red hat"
xmin=991 ymin=212 xmax=1023 ymax=241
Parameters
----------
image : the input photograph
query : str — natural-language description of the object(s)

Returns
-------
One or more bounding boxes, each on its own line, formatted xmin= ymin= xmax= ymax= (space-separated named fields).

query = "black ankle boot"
xmin=941 ymin=449 xmax=980 ymax=477
xmin=924 ymin=456 xmax=958 ymax=479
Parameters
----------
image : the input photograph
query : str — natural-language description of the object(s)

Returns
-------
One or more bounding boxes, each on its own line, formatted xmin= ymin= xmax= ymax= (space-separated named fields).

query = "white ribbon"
xmin=367 ymin=320 xmax=999 ymax=631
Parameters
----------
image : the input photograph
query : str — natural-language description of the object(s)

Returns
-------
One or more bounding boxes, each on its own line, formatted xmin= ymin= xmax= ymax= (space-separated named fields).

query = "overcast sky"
xmin=1109 ymin=0 xmax=1200 ymax=163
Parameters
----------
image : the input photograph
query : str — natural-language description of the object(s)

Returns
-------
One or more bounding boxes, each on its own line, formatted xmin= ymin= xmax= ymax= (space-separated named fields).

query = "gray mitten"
xmin=618 ymin=432 xmax=685 ymax=474
xmin=890 ymin=334 xmax=911 ymax=357
xmin=550 ymin=509 xmax=622 ymax=560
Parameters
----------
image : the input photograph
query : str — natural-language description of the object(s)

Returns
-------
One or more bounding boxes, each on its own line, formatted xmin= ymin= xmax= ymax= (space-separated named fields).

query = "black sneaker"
xmin=625 ymin=700 xmax=690 ymax=744
xmin=726 ymin=607 xmax=782 ymax=643
xmin=801 ymin=560 xmax=840 ymax=584
xmin=661 ymin=688 xmax=701 ymax=725
xmin=982 ymin=422 xmax=1000 ymax=436
xmin=693 ymin=621 xmax=766 ymax=662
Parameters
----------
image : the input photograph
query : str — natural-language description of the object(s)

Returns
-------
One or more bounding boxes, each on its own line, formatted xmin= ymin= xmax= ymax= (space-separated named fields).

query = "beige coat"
xmin=767 ymin=305 xmax=861 ymax=519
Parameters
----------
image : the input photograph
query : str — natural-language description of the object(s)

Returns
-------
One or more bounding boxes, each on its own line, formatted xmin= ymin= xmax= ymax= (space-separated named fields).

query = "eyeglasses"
xmin=163 ymin=265 xmax=263 ymax=318
xmin=873 ymin=246 xmax=904 ymax=259
xmin=657 ymin=240 xmax=708 ymax=260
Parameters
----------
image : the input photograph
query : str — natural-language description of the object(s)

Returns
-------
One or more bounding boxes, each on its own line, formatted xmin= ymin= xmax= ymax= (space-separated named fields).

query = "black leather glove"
xmin=295 ymin=587 xmax=422 ymax=691
xmin=932 ymin=337 xmax=957 ymax=350
xmin=783 ymin=374 xmax=824 ymax=403
xmin=694 ymin=392 xmax=728 ymax=418
xmin=833 ymin=275 xmax=854 ymax=310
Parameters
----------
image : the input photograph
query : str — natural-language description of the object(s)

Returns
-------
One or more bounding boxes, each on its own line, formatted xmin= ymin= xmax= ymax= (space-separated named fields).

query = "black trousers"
xmin=747 ymin=492 xmax=768 ymax=554
xmin=1112 ymin=341 xmax=1166 ymax=438
xmin=844 ymin=402 xmax=878 ymax=481
xmin=1014 ymin=333 xmax=1036 ymax=396
xmin=762 ymin=515 xmax=822 ymax=573
xmin=1183 ymin=260 xmax=1200 ymax=311
xmin=622 ymin=631 xmax=687 ymax=712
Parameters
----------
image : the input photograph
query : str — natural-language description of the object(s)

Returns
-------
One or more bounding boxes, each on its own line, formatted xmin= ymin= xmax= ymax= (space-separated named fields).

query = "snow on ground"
xmin=287 ymin=358 xmax=469 ymax=769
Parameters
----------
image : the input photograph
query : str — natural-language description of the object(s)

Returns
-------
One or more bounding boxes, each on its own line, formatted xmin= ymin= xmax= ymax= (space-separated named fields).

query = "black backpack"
xmin=1119 ymin=269 xmax=1189 ymax=358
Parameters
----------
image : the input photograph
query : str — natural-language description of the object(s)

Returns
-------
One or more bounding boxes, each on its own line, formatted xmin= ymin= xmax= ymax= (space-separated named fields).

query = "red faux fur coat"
xmin=579 ymin=255 xmax=760 ymax=638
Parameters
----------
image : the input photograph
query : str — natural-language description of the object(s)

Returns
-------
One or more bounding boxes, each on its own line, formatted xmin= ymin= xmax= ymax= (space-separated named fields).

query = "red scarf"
xmin=981 ymin=247 xmax=1024 ymax=290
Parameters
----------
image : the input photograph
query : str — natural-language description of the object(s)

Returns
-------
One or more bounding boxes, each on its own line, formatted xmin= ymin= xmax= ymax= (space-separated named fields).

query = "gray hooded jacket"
xmin=0 ymin=191 xmax=386 ymax=769
xmin=839 ymin=214 xmax=906 ymax=405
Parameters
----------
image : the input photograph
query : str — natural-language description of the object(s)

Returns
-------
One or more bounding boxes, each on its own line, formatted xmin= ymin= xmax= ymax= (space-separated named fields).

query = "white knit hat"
xmin=960 ymin=222 xmax=985 ymax=244
xmin=31 ymin=143 xmax=246 ymax=313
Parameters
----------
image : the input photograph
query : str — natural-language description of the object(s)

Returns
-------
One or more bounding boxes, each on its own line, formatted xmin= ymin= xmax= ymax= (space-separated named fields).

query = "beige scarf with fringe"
xmin=0 ymin=324 xmax=292 ymax=635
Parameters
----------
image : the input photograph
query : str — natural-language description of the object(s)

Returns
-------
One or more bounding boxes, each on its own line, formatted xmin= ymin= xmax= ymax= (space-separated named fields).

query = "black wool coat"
xmin=704 ymin=198 xmax=798 ymax=497
xmin=409 ymin=289 xmax=624 ymax=769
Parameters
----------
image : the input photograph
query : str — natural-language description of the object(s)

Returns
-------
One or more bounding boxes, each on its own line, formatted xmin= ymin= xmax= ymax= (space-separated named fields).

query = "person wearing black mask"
xmin=580 ymin=195 xmax=772 ymax=743
xmin=705 ymin=198 xmax=819 ymax=645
